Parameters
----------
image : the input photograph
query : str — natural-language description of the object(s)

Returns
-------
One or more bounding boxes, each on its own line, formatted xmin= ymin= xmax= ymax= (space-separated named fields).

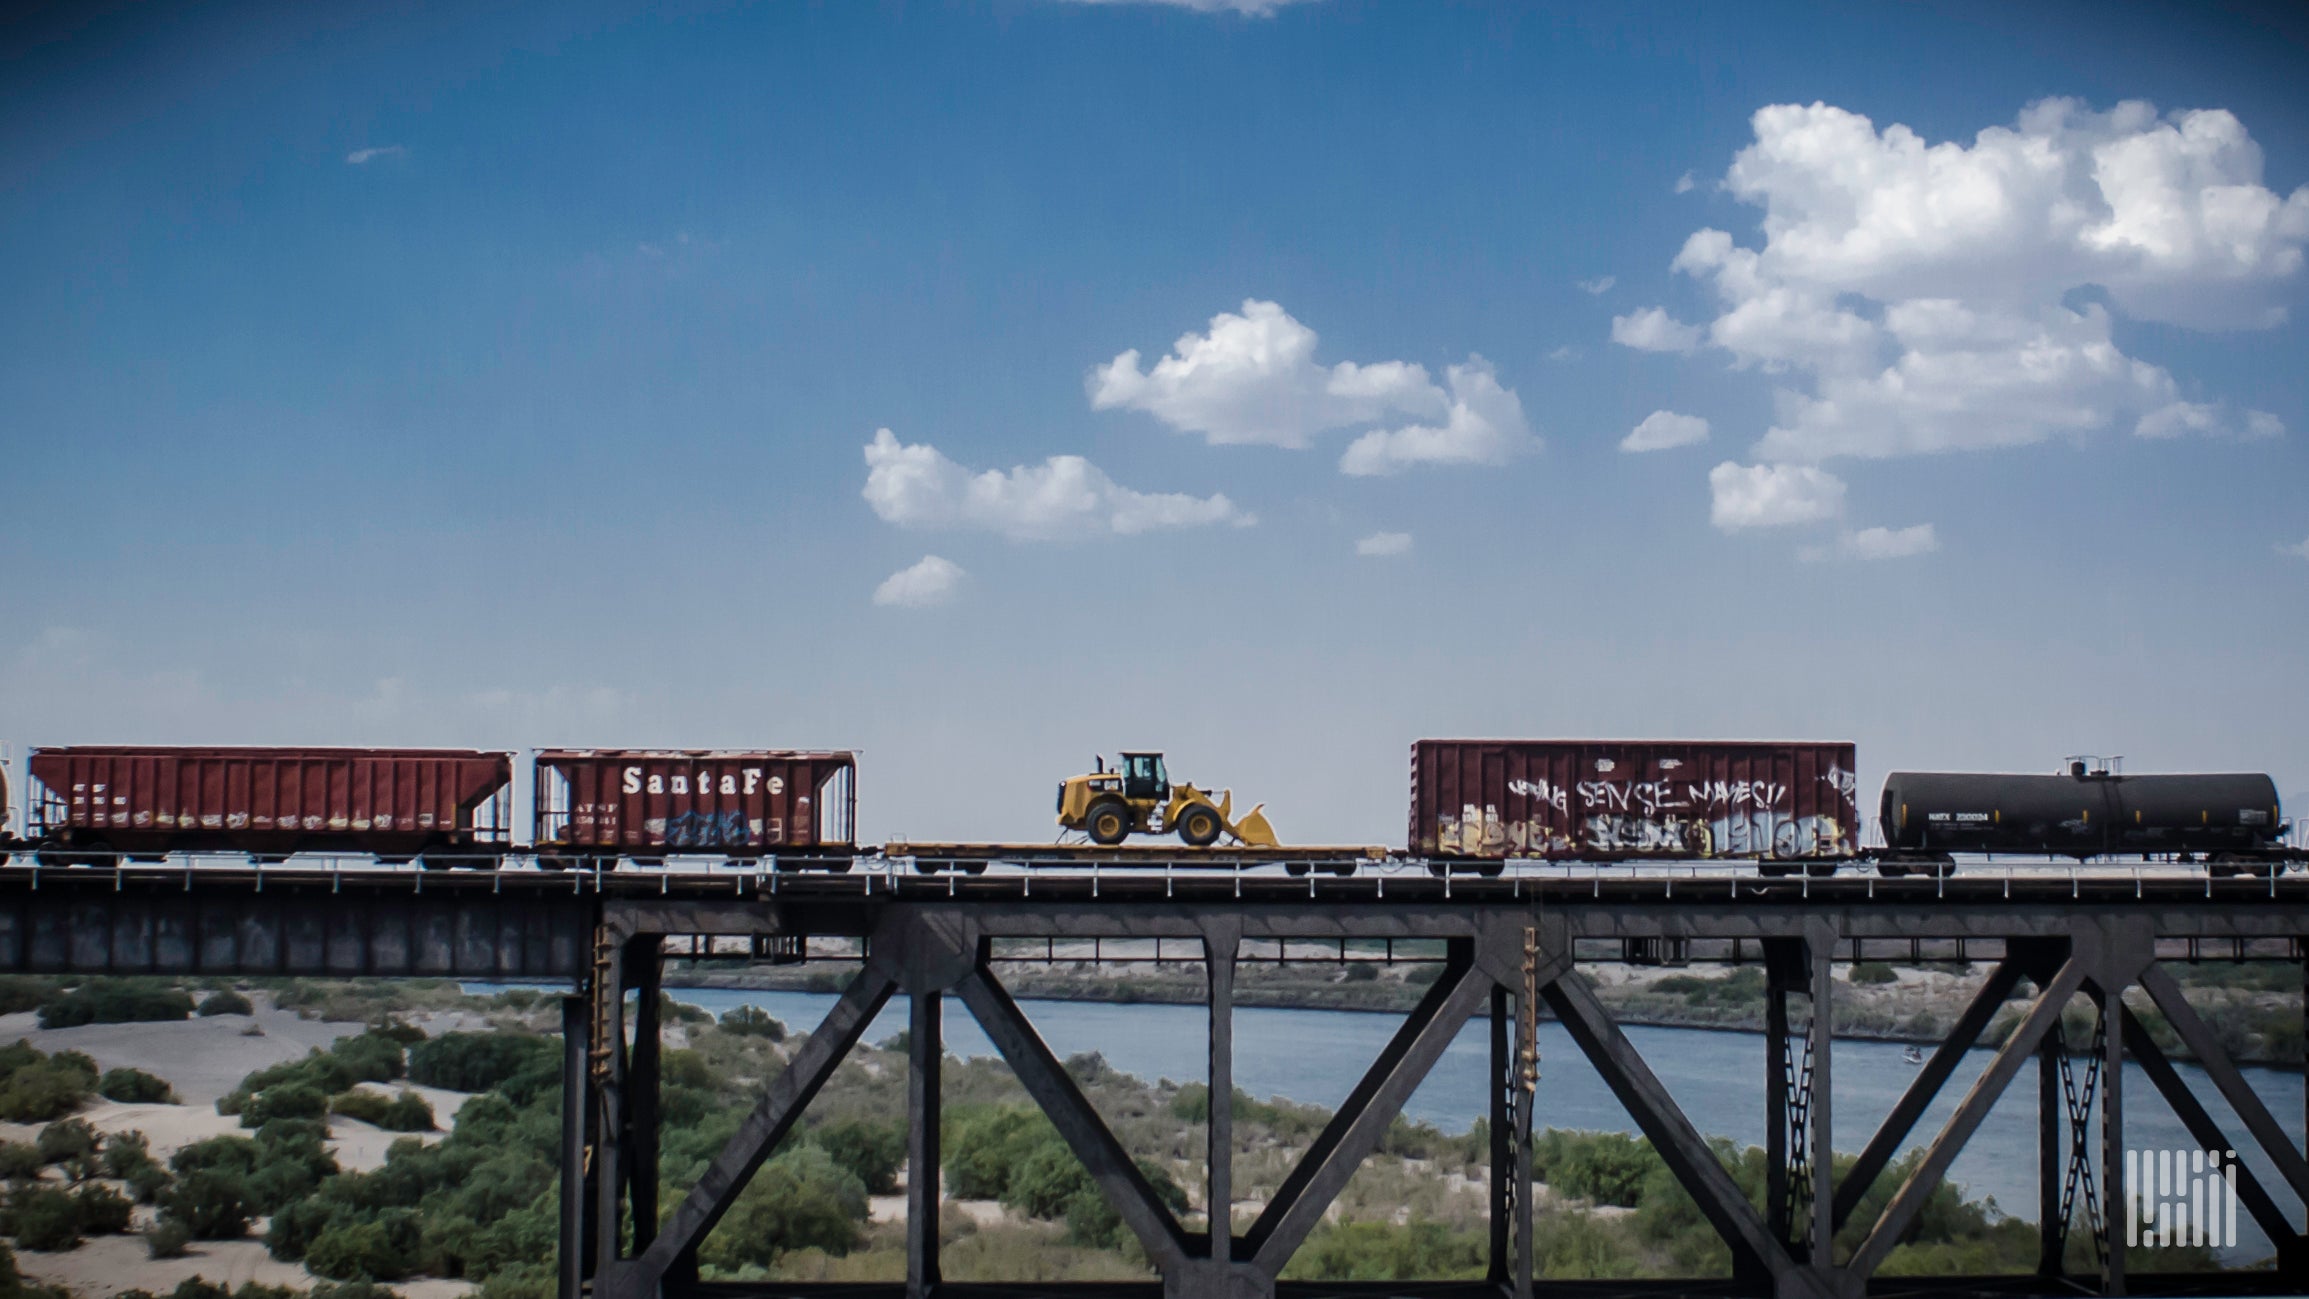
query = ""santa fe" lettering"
xmin=621 ymin=767 xmax=784 ymax=797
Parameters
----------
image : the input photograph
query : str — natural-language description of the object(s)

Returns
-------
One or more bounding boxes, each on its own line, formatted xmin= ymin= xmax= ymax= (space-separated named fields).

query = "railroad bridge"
xmin=3 ymin=858 xmax=2307 ymax=1299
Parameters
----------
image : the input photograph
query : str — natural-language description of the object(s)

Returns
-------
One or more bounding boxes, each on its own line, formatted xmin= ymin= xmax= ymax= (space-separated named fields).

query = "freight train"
xmin=0 ymin=741 xmax=2292 ymax=875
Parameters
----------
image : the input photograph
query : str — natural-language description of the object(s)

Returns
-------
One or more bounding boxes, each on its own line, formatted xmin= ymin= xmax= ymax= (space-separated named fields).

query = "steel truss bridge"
xmin=3 ymin=857 xmax=2308 ymax=1299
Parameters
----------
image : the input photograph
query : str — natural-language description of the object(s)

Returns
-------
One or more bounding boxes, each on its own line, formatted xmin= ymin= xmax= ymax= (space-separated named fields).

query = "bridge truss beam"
xmin=555 ymin=897 xmax=2309 ymax=1299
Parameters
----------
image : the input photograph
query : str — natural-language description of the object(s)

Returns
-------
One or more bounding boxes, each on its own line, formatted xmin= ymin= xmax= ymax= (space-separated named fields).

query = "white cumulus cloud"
xmin=1578 ymin=276 xmax=1616 ymax=295
xmin=873 ymin=556 xmax=967 ymax=607
xmin=1708 ymin=462 xmax=1847 ymax=530
xmin=1090 ymin=299 xmax=1445 ymax=447
xmin=1622 ymin=410 xmax=1710 ymax=453
xmin=1355 ymin=531 xmax=1412 ymax=557
xmin=1610 ymin=307 xmax=1705 ymax=354
xmin=2280 ymin=538 xmax=2309 ymax=560
xmin=862 ymin=429 xmax=1250 ymax=541
xmin=345 ymin=145 xmax=406 ymax=164
xmin=1674 ymin=171 xmax=1697 ymax=194
xmin=1801 ymin=524 xmax=1939 ymax=562
xmin=1337 ymin=358 xmax=1536 ymax=476
xmin=1653 ymin=98 xmax=2309 ymax=463
xmin=2136 ymin=401 xmax=2285 ymax=440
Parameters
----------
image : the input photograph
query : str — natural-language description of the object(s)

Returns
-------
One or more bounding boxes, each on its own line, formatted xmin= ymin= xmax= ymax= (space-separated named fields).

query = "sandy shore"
xmin=0 ymin=996 xmax=481 ymax=1298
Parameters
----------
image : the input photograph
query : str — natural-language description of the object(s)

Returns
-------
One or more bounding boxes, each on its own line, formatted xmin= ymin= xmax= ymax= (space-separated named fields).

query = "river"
xmin=479 ymin=983 xmax=2304 ymax=1263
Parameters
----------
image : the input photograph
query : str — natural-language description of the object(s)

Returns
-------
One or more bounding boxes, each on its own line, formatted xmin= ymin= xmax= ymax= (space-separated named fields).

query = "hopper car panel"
xmin=25 ymin=746 xmax=513 ymax=861
xmin=532 ymin=749 xmax=857 ymax=859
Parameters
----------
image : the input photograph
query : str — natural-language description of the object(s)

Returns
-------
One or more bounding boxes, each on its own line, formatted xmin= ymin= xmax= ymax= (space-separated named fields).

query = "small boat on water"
xmin=1902 ymin=1045 xmax=1925 ymax=1066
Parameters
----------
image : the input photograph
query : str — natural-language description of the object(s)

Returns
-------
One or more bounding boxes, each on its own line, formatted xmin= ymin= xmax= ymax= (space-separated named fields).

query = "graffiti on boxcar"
xmin=1507 ymin=779 xmax=1570 ymax=813
xmin=658 ymin=809 xmax=756 ymax=848
xmin=1433 ymin=786 xmax=1850 ymax=858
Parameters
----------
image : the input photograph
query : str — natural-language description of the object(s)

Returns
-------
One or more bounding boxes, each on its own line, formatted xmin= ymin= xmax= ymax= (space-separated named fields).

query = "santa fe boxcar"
xmin=26 ymin=746 xmax=514 ymax=864
xmin=532 ymin=749 xmax=857 ymax=866
xmin=1411 ymin=739 xmax=1861 ymax=870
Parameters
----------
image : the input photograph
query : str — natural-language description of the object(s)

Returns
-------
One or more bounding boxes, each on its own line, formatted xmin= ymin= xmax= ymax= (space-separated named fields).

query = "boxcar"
xmin=532 ymin=749 xmax=857 ymax=866
xmin=26 ymin=746 xmax=513 ymax=864
xmin=1411 ymin=739 xmax=1860 ymax=868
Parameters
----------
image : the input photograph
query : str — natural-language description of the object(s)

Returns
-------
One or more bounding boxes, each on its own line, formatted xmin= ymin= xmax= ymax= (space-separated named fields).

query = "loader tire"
xmin=1087 ymin=800 xmax=1133 ymax=846
xmin=1178 ymin=804 xmax=1222 ymax=848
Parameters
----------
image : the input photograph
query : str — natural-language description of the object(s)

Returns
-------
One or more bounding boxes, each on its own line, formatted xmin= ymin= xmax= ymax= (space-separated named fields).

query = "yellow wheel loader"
xmin=1055 ymin=752 xmax=1279 ymax=848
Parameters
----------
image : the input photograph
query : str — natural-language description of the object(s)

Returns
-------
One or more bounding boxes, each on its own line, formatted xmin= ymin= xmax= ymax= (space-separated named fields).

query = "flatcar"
xmin=1881 ymin=760 xmax=2288 ymax=872
xmin=532 ymin=749 xmax=857 ymax=868
xmin=21 ymin=746 xmax=513 ymax=866
xmin=1411 ymin=739 xmax=1861 ymax=875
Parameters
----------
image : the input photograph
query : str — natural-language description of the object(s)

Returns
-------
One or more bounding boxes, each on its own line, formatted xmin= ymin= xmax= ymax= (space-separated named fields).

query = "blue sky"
xmin=3 ymin=0 xmax=2305 ymax=843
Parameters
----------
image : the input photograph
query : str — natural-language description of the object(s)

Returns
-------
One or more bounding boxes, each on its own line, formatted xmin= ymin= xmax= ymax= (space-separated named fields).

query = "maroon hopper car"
xmin=26 ymin=747 xmax=514 ymax=863
xmin=1411 ymin=739 xmax=1860 ymax=866
xmin=533 ymin=749 xmax=857 ymax=864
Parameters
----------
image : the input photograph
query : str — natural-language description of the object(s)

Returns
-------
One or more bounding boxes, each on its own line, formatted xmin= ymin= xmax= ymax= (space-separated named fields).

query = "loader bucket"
xmin=1226 ymin=803 xmax=1279 ymax=848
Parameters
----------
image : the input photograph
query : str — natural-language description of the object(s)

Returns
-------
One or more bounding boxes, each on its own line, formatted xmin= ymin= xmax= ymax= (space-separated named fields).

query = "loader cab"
xmin=1120 ymin=752 xmax=1169 ymax=802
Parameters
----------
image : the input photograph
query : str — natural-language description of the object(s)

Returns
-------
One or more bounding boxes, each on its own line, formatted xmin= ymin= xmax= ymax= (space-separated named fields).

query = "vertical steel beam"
xmin=1489 ymin=985 xmax=1511 ymax=1284
xmin=1206 ymin=929 xmax=1237 ymax=1261
xmin=907 ymin=988 xmax=941 ymax=1299
xmin=560 ymin=994 xmax=589 ymax=1299
xmin=592 ymin=928 xmax=627 ymax=1279
xmin=627 ymin=938 xmax=662 ymax=1254
xmin=1512 ymin=983 xmax=1534 ymax=1299
xmin=2039 ymin=1026 xmax=2064 ymax=1277
xmin=1808 ymin=940 xmax=1833 ymax=1264
xmin=1767 ymin=974 xmax=1790 ymax=1249
xmin=2100 ymin=984 xmax=2125 ymax=1295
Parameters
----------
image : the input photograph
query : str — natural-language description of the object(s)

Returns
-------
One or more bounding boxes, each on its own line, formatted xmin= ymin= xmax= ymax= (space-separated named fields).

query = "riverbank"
xmin=666 ymin=956 xmax=2306 ymax=1064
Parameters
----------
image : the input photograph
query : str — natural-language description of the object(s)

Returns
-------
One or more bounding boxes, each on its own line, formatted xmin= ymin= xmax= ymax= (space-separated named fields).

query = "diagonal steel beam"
xmin=955 ymin=966 xmax=1193 ymax=1273
xmin=2119 ymin=1005 xmax=2297 ymax=1249
xmin=2139 ymin=961 xmax=2309 ymax=1204
xmin=1241 ymin=945 xmax=1478 ymax=1258
xmin=1847 ymin=955 xmax=2086 ymax=1281
xmin=607 ymin=962 xmax=897 ymax=1296
xmin=1544 ymin=967 xmax=1795 ymax=1286
xmin=1246 ymin=955 xmax=1493 ymax=1276
xmin=1832 ymin=960 xmax=2025 ymax=1233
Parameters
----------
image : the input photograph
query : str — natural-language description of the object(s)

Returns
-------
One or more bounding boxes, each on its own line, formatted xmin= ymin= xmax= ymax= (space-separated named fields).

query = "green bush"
xmin=1532 ymin=1128 xmax=1662 ymax=1208
xmin=1850 ymin=961 xmax=1900 ymax=985
xmin=12 ymin=1186 xmax=80 ymax=1251
xmin=144 ymin=1216 xmax=191 ymax=1259
xmin=311 ymin=1283 xmax=408 ymax=1299
xmin=219 ymin=1051 xmax=357 ymax=1117
xmin=406 ymin=1033 xmax=556 ymax=1093
xmin=0 ymin=1061 xmax=92 ymax=1123
xmin=0 ymin=979 xmax=58 ymax=1017
xmin=197 ymin=990 xmax=255 ymax=1017
xmin=101 ymin=1131 xmax=152 ymax=1179
xmin=812 ymin=1118 xmax=905 ymax=1194
xmin=0 ymin=1143 xmax=42 ymax=1182
xmin=331 ymin=1033 xmax=407 ymax=1084
xmin=941 ymin=1106 xmax=1048 ymax=1200
xmin=239 ymin=1082 xmax=328 ymax=1128
xmin=331 ymin=1090 xmax=435 ymax=1133
xmin=35 ymin=1120 xmax=96 ymax=1166
xmin=99 ymin=1068 xmax=177 ymax=1104
xmin=73 ymin=1183 xmax=132 ymax=1235
xmin=160 ymin=1169 xmax=255 ymax=1239
xmin=306 ymin=1209 xmax=422 ymax=1282
xmin=697 ymin=1145 xmax=866 ymax=1271
xmin=128 ymin=1163 xmax=172 ymax=1204
xmin=1284 ymin=1219 xmax=1486 ymax=1280
xmin=36 ymin=980 xmax=194 ymax=1030
xmin=718 ymin=1005 xmax=786 ymax=1040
